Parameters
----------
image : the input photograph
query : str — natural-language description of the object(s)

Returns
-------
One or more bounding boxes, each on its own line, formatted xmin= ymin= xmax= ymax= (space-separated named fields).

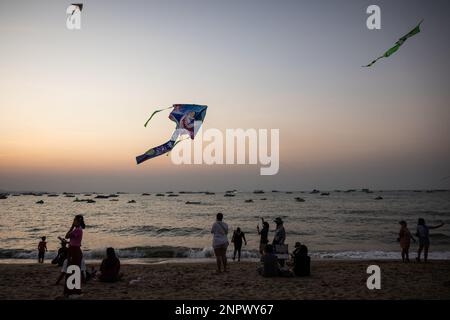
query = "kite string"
xmin=143 ymin=106 xmax=173 ymax=127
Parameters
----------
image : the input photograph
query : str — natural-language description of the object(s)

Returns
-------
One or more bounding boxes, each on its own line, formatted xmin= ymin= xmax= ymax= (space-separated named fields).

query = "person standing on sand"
xmin=37 ymin=236 xmax=47 ymax=263
xmin=272 ymin=217 xmax=286 ymax=245
xmin=231 ymin=227 xmax=247 ymax=262
xmin=211 ymin=213 xmax=229 ymax=273
xmin=416 ymin=218 xmax=444 ymax=263
xmin=397 ymin=221 xmax=415 ymax=263
xmin=257 ymin=218 xmax=269 ymax=255
xmin=64 ymin=214 xmax=85 ymax=296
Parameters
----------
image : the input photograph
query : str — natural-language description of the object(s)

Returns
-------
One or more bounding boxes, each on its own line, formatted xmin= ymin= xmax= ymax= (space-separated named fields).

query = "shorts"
xmin=38 ymin=251 xmax=45 ymax=259
xmin=419 ymin=238 xmax=430 ymax=247
xmin=214 ymin=243 xmax=228 ymax=257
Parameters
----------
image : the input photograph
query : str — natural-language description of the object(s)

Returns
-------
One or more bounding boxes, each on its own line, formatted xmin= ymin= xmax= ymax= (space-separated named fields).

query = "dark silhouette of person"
xmin=257 ymin=218 xmax=269 ymax=255
xmin=232 ymin=227 xmax=247 ymax=261
xmin=293 ymin=245 xmax=310 ymax=276
xmin=99 ymin=247 xmax=121 ymax=282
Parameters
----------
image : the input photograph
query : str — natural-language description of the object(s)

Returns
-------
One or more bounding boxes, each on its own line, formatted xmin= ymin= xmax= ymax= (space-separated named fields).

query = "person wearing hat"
xmin=272 ymin=217 xmax=286 ymax=246
xmin=397 ymin=220 xmax=415 ymax=263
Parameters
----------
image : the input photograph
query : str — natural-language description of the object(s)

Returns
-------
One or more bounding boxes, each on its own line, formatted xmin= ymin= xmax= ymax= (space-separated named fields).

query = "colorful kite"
xmin=136 ymin=104 xmax=208 ymax=164
xmin=363 ymin=20 xmax=423 ymax=67
xmin=70 ymin=3 xmax=83 ymax=15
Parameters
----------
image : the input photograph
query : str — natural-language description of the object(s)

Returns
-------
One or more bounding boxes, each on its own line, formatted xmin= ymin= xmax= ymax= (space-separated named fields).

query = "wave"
xmin=0 ymin=246 xmax=260 ymax=260
xmin=2 ymin=247 xmax=450 ymax=261
xmin=314 ymin=250 xmax=450 ymax=260
xmin=111 ymin=225 xmax=208 ymax=237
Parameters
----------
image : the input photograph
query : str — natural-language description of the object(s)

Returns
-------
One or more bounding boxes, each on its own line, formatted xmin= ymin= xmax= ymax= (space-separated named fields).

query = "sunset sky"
xmin=1 ymin=0 xmax=449 ymax=192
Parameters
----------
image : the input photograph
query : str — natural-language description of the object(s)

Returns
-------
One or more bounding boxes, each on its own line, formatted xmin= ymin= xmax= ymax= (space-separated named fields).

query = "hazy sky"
xmin=1 ymin=0 xmax=449 ymax=192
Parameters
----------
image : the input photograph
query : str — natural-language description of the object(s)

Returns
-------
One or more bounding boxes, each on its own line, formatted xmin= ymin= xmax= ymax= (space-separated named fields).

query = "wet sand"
xmin=0 ymin=260 xmax=449 ymax=300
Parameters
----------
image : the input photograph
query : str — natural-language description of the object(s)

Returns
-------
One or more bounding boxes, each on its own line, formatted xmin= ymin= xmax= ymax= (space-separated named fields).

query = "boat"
xmin=155 ymin=193 xmax=165 ymax=196
xmin=375 ymin=196 xmax=383 ymax=200
xmin=245 ymin=199 xmax=254 ymax=203
xmin=36 ymin=200 xmax=44 ymax=204
xmin=168 ymin=194 xmax=179 ymax=197
xmin=128 ymin=200 xmax=136 ymax=203
xmin=95 ymin=195 xmax=109 ymax=199
xmin=295 ymin=197 xmax=305 ymax=202
xmin=320 ymin=192 xmax=330 ymax=196
xmin=224 ymin=193 xmax=235 ymax=197
xmin=185 ymin=201 xmax=201 ymax=205
xmin=142 ymin=193 xmax=151 ymax=196
xmin=253 ymin=190 xmax=264 ymax=194
xmin=310 ymin=189 xmax=320 ymax=194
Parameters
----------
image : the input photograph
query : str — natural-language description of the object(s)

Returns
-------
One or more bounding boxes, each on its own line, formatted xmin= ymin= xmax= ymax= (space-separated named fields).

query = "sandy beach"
xmin=0 ymin=260 xmax=449 ymax=300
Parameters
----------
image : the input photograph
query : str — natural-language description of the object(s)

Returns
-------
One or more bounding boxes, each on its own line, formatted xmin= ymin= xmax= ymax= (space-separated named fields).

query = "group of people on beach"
xmin=36 ymin=212 xmax=444 ymax=297
xmin=397 ymin=218 xmax=444 ymax=263
xmin=211 ymin=213 xmax=310 ymax=277
xmin=38 ymin=215 xmax=122 ymax=298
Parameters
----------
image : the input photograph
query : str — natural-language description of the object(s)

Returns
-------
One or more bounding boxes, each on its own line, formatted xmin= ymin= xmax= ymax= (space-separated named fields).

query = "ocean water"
xmin=0 ymin=190 xmax=449 ymax=261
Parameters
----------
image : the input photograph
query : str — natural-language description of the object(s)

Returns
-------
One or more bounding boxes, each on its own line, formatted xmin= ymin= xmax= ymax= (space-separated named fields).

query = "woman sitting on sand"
xmin=64 ymin=214 xmax=85 ymax=296
xmin=98 ymin=247 xmax=122 ymax=282
xmin=293 ymin=244 xmax=310 ymax=277
xmin=416 ymin=218 xmax=444 ymax=263
xmin=258 ymin=244 xmax=280 ymax=277
xmin=211 ymin=213 xmax=229 ymax=274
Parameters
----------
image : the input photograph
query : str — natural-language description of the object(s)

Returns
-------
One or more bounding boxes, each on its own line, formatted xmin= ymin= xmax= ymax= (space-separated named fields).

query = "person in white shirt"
xmin=211 ymin=213 xmax=229 ymax=273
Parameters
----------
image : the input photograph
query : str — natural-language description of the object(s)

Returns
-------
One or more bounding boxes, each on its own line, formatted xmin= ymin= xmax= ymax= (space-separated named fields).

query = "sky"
xmin=0 ymin=0 xmax=449 ymax=192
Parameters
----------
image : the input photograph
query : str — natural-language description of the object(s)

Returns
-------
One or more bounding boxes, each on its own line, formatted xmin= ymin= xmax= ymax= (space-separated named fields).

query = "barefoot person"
xmin=416 ymin=218 xmax=444 ymax=263
xmin=231 ymin=227 xmax=247 ymax=262
xmin=64 ymin=214 xmax=86 ymax=296
xmin=211 ymin=213 xmax=229 ymax=273
xmin=398 ymin=221 xmax=415 ymax=262
xmin=37 ymin=236 xmax=47 ymax=263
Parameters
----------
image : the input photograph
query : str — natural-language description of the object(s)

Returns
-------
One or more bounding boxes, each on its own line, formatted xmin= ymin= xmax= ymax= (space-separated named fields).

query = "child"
xmin=38 ymin=236 xmax=47 ymax=263
xmin=397 ymin=221 xmax=415 ymax=262
xmin=52 ymin=237 xmax=68 ymax=267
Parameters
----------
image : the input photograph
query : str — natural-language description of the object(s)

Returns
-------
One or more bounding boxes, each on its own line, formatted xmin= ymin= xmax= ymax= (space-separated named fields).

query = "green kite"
xmin=363 ymin=20 xmax=423 ymax=67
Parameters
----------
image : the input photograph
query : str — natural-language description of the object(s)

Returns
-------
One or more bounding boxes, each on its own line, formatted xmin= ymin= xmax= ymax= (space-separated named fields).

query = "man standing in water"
xmin=257 ymin=218 xmax=269 ymax=255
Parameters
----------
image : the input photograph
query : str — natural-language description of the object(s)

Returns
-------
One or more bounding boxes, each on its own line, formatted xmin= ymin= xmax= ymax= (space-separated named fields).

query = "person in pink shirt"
xmin=63 ymin=214 xmax=85 ymax=296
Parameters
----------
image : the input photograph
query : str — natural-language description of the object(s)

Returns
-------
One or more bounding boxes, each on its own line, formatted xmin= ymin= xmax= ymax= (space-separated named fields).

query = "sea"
xmin=0 ymin=190 xmax=449 ymax=263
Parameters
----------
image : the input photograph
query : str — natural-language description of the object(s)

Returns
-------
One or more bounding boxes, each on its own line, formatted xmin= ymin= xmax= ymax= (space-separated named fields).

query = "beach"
xmin=0 ymin=260 xmax=449 ymax=300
